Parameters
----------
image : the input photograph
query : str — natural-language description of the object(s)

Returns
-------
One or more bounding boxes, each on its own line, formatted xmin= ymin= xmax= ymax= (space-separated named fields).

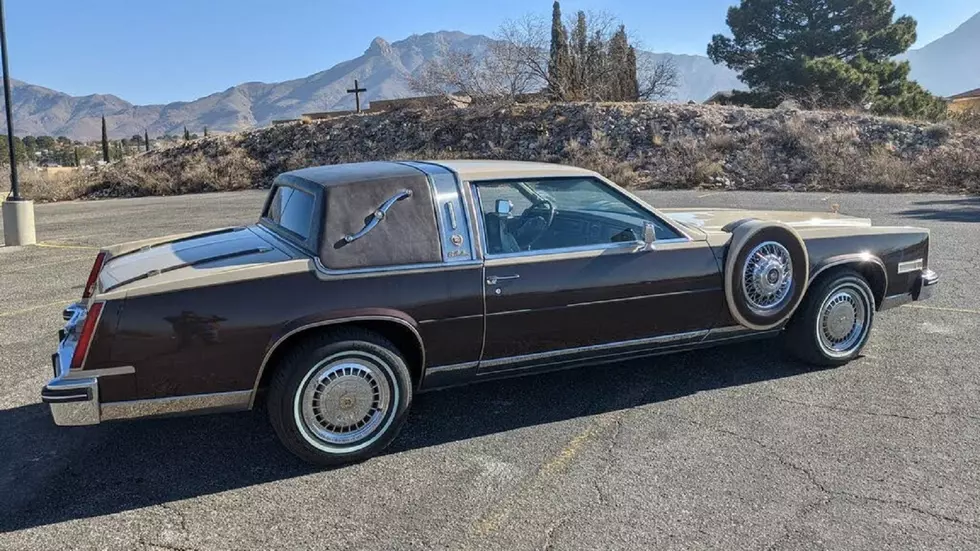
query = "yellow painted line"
xmin=697 ymin=192 xmax=722 ymax=198
xmin=0 ymin=298 xmax=74 ymax=318
xmin=36 ymin=242 xmax=99 ymax=251
xmin=905 ymin=304 xmax=980 ymax=316
xmin=472 ymin=412 xmax=623 ymax=537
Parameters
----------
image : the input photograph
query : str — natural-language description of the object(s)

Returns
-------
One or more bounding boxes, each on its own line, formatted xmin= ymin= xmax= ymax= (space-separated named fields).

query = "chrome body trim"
xmin=479 ymin=330 xmax=709 ymax=370
xmin=43 ymin=376 xmax=100 ymax=426
xmin=248 ymin=315 xmax=426 ymax=408
xmin=62 ymin=365 xmax=135 ymax=380
xmin=343 ymin=189 xmax=413 ymax=243
xmin=880 ymin=293 xmax=913 ymax=311
xmin=897 ymin=258 xmax=924 ymax=274
xmin=424 ymin=361 xmax=481 ymax=375
xmin=313 ymin=257 xmax=481 ymax=278
xmin=879 ymin=268 xmax=937 ymax=310
xmin=101 ymin=390 xmax=251 ymax=421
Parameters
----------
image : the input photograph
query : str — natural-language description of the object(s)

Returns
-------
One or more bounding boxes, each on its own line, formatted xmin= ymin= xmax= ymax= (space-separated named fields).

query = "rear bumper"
xmin=42 ymin=303 xmax=102 ymax=426
xmin=880 ymin=269 xmax=939 ymax=310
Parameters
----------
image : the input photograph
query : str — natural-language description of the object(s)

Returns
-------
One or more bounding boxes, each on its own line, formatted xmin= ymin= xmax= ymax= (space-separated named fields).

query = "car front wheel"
xmin=267 ymin=329 xmax=413 ymax=466
xmin=785 ymin=269 xmax=875 ymax=366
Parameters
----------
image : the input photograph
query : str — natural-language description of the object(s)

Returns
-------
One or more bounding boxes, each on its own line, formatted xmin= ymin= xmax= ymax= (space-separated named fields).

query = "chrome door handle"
xmin=486 ymin=274 xmax=520 ymax=285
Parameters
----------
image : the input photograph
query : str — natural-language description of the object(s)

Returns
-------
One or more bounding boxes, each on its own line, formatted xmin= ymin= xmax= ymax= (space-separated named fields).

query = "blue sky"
xmin=7 ymin=0 xmax=978 ymax=105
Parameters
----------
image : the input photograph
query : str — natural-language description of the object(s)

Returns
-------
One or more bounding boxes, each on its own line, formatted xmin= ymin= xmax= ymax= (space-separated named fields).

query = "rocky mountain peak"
xmin=366 ymin=36 xmax=393 ymax=57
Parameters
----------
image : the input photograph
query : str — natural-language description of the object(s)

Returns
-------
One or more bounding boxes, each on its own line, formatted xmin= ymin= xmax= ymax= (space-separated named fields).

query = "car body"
xmin=42 ymin=160 xmax=938 ymax=464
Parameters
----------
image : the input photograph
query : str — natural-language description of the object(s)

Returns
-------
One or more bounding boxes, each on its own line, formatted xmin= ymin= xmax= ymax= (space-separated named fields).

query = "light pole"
xmin=1 ymin=0 xmax=35 ymax=246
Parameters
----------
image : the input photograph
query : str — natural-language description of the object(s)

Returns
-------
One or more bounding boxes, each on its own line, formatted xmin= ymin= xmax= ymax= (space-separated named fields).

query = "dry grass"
xmin=16 ymin=103 xmax=980 ymax=201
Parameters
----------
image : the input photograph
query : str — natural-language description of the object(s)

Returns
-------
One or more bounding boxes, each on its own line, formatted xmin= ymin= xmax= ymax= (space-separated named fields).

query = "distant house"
xmin=947 ymin=88 xmax=980 ymax=114
xmin=704 ymin=90 xmax=736 ymax=105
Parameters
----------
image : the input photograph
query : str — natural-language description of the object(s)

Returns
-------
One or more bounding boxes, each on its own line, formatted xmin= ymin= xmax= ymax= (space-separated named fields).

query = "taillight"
xmin=70 ymin=302 xmax=104 ymax=370
xmin=82 ymin=252 xmax=107 ymax=299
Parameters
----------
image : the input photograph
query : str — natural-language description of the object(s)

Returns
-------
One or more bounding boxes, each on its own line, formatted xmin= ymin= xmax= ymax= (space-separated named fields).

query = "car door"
xmin=473 ymin=176 xmax=727 ymax=374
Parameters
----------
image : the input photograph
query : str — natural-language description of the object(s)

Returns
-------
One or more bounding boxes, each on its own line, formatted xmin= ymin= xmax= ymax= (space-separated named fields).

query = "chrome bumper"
xmin=880 ymin=269 xmax=939 ymax=310
xmin=41 ymin=303 xmax=101 ymax=426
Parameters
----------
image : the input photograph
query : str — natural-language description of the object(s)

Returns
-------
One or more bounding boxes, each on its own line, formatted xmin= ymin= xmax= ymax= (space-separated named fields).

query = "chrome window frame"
xmin=469 ymin=175 xmax=693 ymax=260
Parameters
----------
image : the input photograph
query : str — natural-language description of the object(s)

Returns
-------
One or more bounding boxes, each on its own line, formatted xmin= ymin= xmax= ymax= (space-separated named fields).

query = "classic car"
xmin=42 ymin=160 xmax=938 ymax=465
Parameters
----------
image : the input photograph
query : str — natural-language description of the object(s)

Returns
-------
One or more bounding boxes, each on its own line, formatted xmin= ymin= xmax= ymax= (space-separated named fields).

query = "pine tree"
xmin=144 ymin=130 xmax=150 ymax=152
xmin=547 ymin=1 xmax=570 ymax=101
xmin=708 ymin=0 xmax=944 ymax=116
xmin=183 ymin=127 xmax=190 ymax=141
xmin=101 ymin=116 xmax=110 ymax=163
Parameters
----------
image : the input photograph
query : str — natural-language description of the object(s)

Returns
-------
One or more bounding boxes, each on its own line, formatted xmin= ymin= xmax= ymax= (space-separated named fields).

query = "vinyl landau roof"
xmin=279 ymin=160 xmax=596 ymax=188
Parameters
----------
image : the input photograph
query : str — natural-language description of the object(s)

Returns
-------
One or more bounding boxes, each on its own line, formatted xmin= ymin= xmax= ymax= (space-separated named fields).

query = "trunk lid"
xmin=97 ymin=226 xmax=291 ymax=294
xmin=661 ymin=208 xmax=872 ymax=233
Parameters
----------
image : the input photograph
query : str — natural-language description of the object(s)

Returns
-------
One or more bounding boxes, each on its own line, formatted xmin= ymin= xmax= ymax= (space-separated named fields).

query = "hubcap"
xmin=743 ymin=241 xmax=794 ymax=314
xmin=298 ymin=354 xmax=392 ymax=447
xmin=817 ymin=286 xmax=869 ymax=357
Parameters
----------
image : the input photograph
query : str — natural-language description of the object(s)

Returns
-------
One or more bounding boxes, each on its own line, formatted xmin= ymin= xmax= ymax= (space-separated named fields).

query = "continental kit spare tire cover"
xmin=723 ymin=220 xmax=809 ymax=331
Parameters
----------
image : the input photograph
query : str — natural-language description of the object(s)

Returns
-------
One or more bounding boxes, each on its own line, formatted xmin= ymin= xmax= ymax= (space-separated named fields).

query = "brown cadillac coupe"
xmin=43 ymin=160 xmax=938 ymax=465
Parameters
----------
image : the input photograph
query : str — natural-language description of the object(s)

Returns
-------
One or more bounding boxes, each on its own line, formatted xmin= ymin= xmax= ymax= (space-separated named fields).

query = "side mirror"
xmin=641 ymin=222 xmax=657 ymax=251
xmin=494 ymin=199 xmax=513 ymax=217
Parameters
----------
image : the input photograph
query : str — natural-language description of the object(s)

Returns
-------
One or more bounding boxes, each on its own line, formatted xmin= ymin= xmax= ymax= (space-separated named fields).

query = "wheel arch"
xmin=808 ymin=254 xmax=888 ymax=309
xmin=250 ymin=315 xmax=425 ymax=408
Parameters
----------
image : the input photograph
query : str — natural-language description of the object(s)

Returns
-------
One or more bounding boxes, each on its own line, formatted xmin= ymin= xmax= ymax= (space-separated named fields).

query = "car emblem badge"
xmin=450 ymin=234 xmax=463 ymax=247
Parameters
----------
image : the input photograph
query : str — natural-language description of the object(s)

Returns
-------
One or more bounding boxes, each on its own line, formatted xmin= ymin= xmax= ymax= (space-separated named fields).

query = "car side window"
xmin=474 ymin=177 xmax=682 ymax=256
xmin=265 ymin=186 xmax=314 ymax=240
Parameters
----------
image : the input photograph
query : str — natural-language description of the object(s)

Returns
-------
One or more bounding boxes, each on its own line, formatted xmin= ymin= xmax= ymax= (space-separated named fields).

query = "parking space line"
xmin=35 ymin=242 xmax=99 ymax=251
xmin=0 ymin=299 xmax=74 ymax=318
xmin=905 ymin=304 xmax=980 ymax=316
xmin=697 ymin=192 xmax=722 ymax=198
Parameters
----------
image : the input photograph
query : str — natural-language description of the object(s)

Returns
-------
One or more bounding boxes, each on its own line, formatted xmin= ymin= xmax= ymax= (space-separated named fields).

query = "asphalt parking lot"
xmin=1 ymin=190 xmax=978 ymax=550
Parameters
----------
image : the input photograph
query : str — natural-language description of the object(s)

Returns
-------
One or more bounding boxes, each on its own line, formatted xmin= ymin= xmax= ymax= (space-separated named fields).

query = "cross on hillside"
xmin=346 ymin=79 xmax=367 ymax=113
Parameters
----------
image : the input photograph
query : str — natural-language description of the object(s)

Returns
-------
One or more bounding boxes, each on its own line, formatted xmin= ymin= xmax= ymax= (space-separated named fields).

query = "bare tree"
xmin=638 ymin=56 xmax=679 ymax=101
xmin=408 ymin=21 xmax=541 ymax=103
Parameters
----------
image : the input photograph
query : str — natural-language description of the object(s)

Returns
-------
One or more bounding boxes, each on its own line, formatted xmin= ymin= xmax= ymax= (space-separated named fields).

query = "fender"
xmin=808 ymin=253 xmax=888 ymax=306
xmin=249 ymin=309 xmax=424 ymax=408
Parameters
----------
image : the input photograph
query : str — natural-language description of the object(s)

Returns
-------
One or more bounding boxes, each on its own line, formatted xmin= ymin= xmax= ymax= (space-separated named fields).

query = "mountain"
xmin=905 ymin=11 xmax=980 ymax=98
xmin=1 ymin=31 xmax=741 ymax=141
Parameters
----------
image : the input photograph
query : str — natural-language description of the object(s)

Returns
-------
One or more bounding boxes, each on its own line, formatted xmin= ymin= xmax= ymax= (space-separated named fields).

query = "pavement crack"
xmin=592 ymin=412 xmax=626 ymax=508
xmin=540 ymin=516 xmax=569 ymax=551
xmin=769 ymin=396 xmax=918 ymax=421
xmin=666 ymin=412 xmax=980 ymax=534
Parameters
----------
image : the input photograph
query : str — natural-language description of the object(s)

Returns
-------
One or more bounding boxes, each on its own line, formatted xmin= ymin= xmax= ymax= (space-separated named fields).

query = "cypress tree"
xmin=204 ymin=126 xmax=208 ymax=137
xmin=101 ymin=116 xmax=110 ymax=163
xmin=547 ymin=1 xmax=570 ymax=100
xmin=73 ymin=147 xmax=80 ymax=167
xmin=570 ymin=12 xmax=588 ymax=99
xmin=144 ymin=130 xmax=150 ymax=152
xmin=625 ymin=46 xmax=639 ymax=101
xmin=183 ymin=126 xmax=190 ymax=141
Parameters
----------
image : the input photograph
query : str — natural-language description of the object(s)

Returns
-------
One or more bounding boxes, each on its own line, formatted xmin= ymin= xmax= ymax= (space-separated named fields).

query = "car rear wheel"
xmin=267 ymin=329 xmax=413 ymax=466
xmin=785 ymin=269 xmax=875 ymax=366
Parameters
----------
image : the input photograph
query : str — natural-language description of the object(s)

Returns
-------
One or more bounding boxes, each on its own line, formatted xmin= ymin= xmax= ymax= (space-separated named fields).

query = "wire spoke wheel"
xmin=741 ymin=241 xmax=794 ymax=314
xmin=816 ymin=285 xmax=870 ymax=358
xmin=297 ymin=353 xmax=393 ymax=447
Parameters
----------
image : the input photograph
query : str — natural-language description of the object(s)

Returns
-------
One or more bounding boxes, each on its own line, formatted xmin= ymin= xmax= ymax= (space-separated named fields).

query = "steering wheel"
xmin=516 ymin=199 xmax=557 ymax=250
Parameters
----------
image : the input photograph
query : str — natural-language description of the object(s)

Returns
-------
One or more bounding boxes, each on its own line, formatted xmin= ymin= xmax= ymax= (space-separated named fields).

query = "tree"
xmin=73 ymin=148 xmax=80 ymax=167
xmin=204 ymin=126 xmax=208 ymax=137
xmin=0 ymin=136 xmax=26 ymax=166
xmin=547 ymin=1 xmax=570 ymax=100
xmin=101 ymin=116 xmax=110 ymax=163
xmin=144 ymin=130 xmax=150 ymax=152
xmin=638 ymin=56 xmax=679 ymax=101
xmin=183 ymin=127 xmax=190 ymax=141
xmin=707 ymin=0 xmax=945 ymax=118
xmin=35 ymin=135 xmax=57 ymax=150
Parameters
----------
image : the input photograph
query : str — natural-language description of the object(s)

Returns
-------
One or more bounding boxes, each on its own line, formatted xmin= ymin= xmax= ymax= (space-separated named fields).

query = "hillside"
xmin=905 ymin=11 xmax=980 ymax=97
xmin=0 ymin=31 xmax=741 ymax=141
xmin=26 ymin=103 xmax=979 ymax=202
